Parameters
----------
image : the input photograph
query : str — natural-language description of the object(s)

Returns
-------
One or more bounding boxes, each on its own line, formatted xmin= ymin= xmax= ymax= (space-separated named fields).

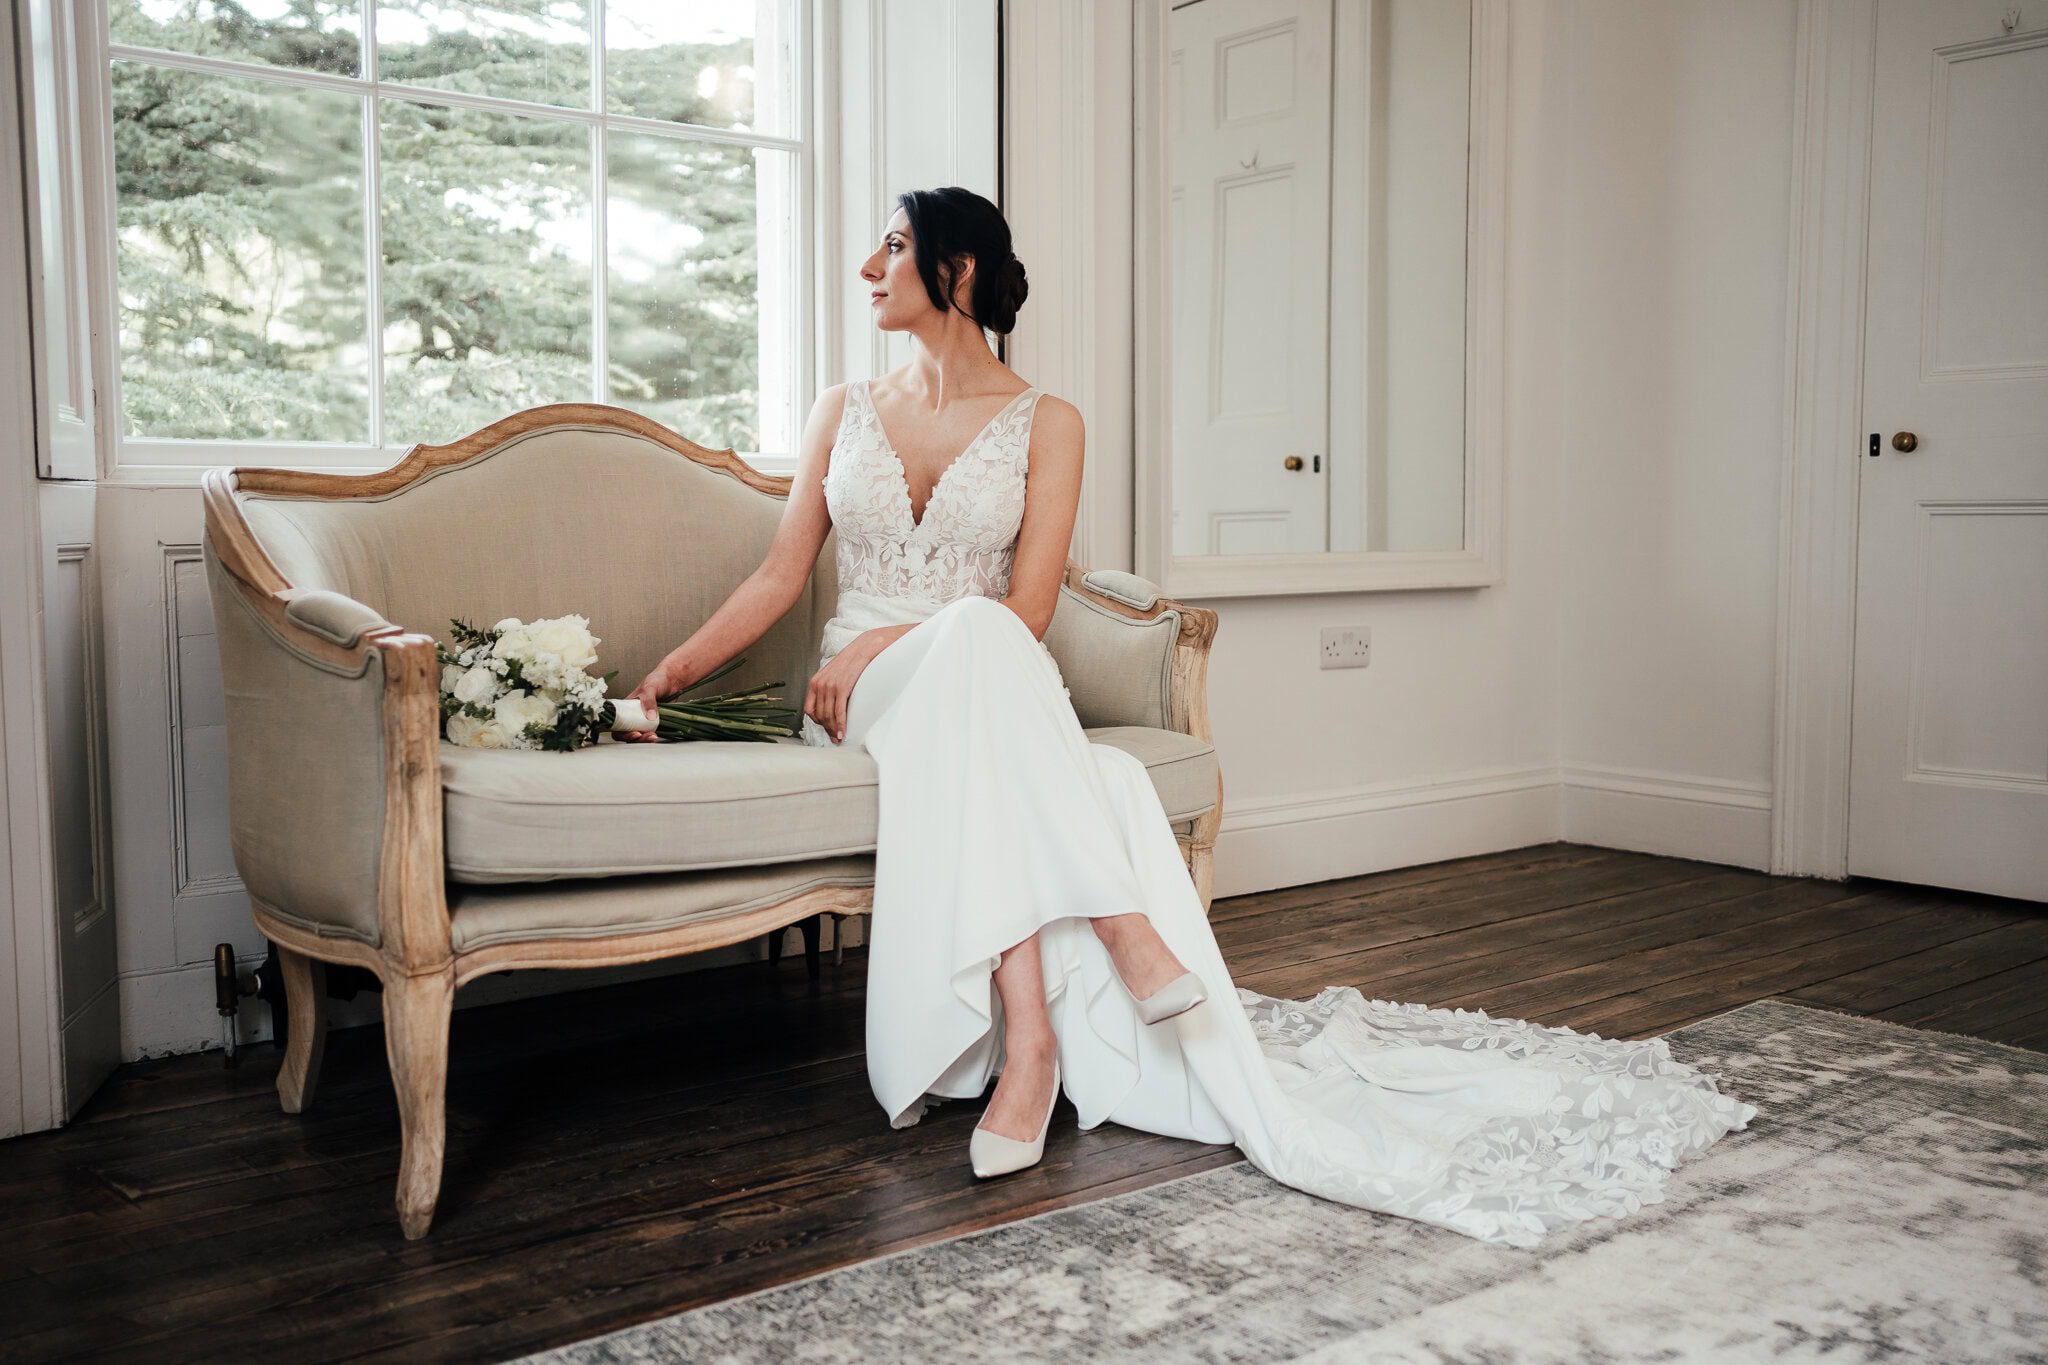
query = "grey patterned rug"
xmin=514 ymin=999 xmax=2048 ymax=1364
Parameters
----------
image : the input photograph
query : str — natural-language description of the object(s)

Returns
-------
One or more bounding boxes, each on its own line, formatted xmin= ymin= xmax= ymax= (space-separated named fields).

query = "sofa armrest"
xmin=285 ymin=589 xmax=396 ymax=647
xmin=202 ymin=471 xmax=452 ymax=973
xmin=1047 ymin=562 xmax=1219 ymax=745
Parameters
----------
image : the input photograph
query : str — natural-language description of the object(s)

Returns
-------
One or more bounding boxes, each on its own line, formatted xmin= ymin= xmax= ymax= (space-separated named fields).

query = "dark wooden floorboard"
xmin=3 ymin=840 xmax=2039 ymax=1363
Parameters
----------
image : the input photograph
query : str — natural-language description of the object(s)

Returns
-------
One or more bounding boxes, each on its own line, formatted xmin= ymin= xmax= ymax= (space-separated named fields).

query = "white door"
xmin=1166 ymin=0 xmax=1332 ymax=556
xmin=1849 ymin=1 xmax=2048 ymax=902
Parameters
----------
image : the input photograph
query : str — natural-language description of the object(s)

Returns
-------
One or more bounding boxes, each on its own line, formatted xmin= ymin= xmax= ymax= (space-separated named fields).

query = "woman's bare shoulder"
xmin=1029 ymin=392 xmax=1083 ymax=439
xmin=812 ymin=380 xmax=853 ymax=420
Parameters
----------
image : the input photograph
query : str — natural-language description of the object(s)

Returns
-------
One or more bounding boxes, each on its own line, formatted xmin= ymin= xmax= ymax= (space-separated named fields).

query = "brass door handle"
xmin=1892 ymin=431 xmax=1918 ymax=452
xmin=1283 ymin=455 xmax=1303 ymax=470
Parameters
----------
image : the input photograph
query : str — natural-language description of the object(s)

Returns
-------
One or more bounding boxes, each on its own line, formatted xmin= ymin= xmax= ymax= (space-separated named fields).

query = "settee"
xmin=200 ymin=403 xmax=1223 ymax=1238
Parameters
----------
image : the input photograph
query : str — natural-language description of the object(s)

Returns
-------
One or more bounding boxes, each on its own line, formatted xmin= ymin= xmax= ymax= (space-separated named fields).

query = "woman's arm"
xmin=616 ymin=385 xmax=848 ymax=736
xmin=997 ymin=395 xmax=1086 ymax=639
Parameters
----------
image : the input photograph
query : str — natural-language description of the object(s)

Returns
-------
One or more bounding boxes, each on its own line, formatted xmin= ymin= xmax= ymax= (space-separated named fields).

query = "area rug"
xmin=514 ymin=999 xmax=2048 ymax=1364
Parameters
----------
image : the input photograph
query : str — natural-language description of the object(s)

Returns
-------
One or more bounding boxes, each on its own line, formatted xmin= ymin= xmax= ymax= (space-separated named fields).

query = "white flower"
xmin=453 ymin=664 xmax=501 ymax=706
xmin=493 ymin=617 xmax=523 ymax=633
xmin=531 ymin=615 xmax=600 ymax=670
xmin=470 ymin=721 xmax=514 ymax=749
xmin=489 ymin=626 xmax=536 ymax=663
xmin=440 ymin=662 xmax=466 ymax=694
xmin=494 ymin=689 xmax=557 ymax=736
xmin=445 ymin=713 xmax=513 ymax=748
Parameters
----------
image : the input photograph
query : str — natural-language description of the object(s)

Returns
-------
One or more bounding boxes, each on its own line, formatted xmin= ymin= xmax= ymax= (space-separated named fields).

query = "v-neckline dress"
xmin=796 ymin=376 xmax=1758 ymax=1249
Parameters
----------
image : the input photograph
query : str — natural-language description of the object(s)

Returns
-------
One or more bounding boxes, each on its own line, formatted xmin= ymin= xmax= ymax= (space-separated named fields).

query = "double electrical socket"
xmin=1319 ymin=626 xmax=1372 ymax=670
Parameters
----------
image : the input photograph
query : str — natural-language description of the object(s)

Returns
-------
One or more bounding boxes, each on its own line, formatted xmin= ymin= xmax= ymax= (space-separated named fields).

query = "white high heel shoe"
xmin=1132 ymin=970 xmax=1208 ymax=1026
xmin=1104 ymin=921 xmax=1209 ymax=1025
xmin=970 ymin=1056 xmax=1061 ymax=1179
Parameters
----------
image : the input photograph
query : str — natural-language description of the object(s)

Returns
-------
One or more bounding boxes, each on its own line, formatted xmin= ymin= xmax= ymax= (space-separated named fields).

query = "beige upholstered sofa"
xmin=200 ymin=403 xmax=1223 ymax=1239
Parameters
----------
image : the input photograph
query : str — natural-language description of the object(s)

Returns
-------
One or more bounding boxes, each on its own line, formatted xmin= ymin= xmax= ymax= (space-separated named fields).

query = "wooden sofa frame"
xmin=200 ymin=403 xmax=1222 ymax=1239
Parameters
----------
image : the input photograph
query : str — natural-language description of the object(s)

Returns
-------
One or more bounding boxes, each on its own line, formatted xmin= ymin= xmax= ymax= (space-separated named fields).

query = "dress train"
xmin=819 ymin=593 xmax=1757 ymax=1249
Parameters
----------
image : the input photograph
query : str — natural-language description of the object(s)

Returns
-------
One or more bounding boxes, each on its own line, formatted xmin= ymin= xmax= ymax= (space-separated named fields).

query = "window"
xmin=104 ymin=0 xmax=806 ymax=468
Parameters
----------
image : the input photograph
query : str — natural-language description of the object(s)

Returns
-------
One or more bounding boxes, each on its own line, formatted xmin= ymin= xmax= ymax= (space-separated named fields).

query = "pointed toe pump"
xmin=970 ymin=1058 xmax=1061 ymax=1179
xmin=1133 ymin=970 xmax=1208 ymax=1026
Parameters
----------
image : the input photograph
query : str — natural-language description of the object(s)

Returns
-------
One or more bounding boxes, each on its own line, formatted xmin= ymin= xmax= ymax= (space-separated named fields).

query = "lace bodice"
xmin=825 ymin=377 xmax=1043 ymax=605
xmin=799 ymin=378 xmax=1060 ymax=747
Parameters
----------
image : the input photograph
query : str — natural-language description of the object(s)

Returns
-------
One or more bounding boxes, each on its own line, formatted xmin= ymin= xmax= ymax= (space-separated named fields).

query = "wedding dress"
xmin=797 ymin=377 xmax=1757 ymax=1249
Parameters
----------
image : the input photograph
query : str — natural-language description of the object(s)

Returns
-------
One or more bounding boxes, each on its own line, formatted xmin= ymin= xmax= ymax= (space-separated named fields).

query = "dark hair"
xmin=895 ymin=187 xmax=1030 ymax=335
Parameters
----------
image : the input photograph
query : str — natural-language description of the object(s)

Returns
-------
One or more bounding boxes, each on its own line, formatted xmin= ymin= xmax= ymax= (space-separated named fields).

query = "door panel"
xmin=1167 ymin=0 xmax=1333 ymax=555
xmin=1850 ymin=1 xmax=2048 ymax=901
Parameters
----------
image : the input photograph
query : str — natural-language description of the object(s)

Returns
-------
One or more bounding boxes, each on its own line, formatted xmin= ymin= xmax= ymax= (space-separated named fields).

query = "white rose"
xmin=440 ymin=662 xmax=465 ymax=694
xmin=453 ymin=664 xmax=500 ymax=706
xmin=531 ymin=616 xmax=599 ymax=671
xmin=493 ymin=617 xmax=523 ymax=634
xmin=492 ymin=624 xmax=537 ymax=662
xmin=471 ymin=721 xmax=513 ymax=749
xmin=445 ymin=713 xmax=487 ymax=746
xmin=494 ymin=689 xmax=558 ymax=736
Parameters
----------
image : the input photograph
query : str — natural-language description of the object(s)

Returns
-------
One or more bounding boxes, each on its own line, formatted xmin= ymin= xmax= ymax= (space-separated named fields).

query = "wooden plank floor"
xmin=5 ymin=842 xmax=2042 ymax=1363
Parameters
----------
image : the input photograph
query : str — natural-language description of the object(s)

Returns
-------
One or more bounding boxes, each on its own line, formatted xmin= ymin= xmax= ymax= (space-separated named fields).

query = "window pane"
xmin=608 ymin=133 xmax=794 ymax=454
xmin=606 ymin=0 xmax=797 ymax=138
xmin=377 ymin=1 xmax=592 ymax=110
xmin=112 ymin=61 xmax=370 ymax=441
xmin=379 ymin=99 xmax=593 ymax=442
xmin=111 ymin=0 xmax=362 ymax=75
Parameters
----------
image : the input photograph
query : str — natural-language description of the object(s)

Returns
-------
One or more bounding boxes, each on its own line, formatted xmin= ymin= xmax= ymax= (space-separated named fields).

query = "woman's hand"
xmin=805 ymin=624 xmax=914 ymax=744
xmin=613 ymin=662 xmax=675 ymax=744
xmin=804 ymin=646 xmax=870 ymax=746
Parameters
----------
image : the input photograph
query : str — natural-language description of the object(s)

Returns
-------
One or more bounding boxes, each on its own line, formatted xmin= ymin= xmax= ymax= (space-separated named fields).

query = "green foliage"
xmin=111 ymin=0 xmax=769 ymax=452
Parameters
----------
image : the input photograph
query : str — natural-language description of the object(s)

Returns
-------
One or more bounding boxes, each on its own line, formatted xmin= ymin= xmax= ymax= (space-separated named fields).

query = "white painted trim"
xmin=1218 ymin=754 xmax=1783 ymax=898
xmin=1561 ymin=765 xmax=1775 ymax=873
xmin=1 ymin=0 xmax=64 ymax=1139
xmin=1213 ymin=764 xmax=1559 ymax=899
xmin=1129 ymin=0 xmax=1509 ymax=597
xmin=1562 ymin=763 xmax=1774 ymax=812
xmin=1771 ymin=0 xmax=1876 ymax=880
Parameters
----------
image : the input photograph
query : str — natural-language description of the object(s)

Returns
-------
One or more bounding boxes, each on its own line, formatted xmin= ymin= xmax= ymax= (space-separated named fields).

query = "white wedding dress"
xmin=798 ymin=378 xmax=1757 ymax=1249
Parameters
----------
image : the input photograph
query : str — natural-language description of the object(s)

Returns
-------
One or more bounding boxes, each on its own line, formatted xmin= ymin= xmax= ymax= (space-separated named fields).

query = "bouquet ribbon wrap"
xmin=610 ymin=699 xmax=658 ymax=734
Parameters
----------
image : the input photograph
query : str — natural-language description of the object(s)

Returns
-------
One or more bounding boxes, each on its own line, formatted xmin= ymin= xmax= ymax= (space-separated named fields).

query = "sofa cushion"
xmin=1045 ymin=581 xmax=1180 ymax=731
xmin=439 ymin=725 xmax=1219 ymax=886
xmin=448 ymin=854 xmax=881 ymax=952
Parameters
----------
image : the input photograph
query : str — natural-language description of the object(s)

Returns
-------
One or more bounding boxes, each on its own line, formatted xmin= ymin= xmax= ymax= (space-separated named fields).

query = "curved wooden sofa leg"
xmin=383 ymin=966 xmax=455 ymax=1240
xmin=276 ymin=948 xmax=329 ymax=1114
xmin=1189 ymin=798 xmax=1221 ymax=915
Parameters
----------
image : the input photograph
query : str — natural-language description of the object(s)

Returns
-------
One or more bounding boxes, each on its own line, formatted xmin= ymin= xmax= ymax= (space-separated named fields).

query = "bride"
xmin=622 ymin=187 xmax=1756 ymax=1249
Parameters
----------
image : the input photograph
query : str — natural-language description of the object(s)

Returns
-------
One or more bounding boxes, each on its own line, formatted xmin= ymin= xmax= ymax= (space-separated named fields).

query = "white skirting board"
xmin=1560 ymin=765 xmax=1775 ymax=873
xmin=1211 ymin=765 xmax=1563 ymax=900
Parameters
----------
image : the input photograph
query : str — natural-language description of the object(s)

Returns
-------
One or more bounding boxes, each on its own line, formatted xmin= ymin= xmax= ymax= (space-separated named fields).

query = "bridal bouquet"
xmin=436 ymin=615 xmax=801 ymax=750
xmin=437 ymin=615 xmax=618 ymax=751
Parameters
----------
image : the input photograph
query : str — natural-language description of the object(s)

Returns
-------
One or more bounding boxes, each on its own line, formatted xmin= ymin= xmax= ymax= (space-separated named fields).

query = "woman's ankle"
xmin=1003 ymin=1029 xmax=1057 ymax=1066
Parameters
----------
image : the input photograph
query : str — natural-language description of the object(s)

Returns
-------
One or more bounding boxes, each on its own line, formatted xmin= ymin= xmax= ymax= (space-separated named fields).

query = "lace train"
xmin=1240 ymin=985 xmax=1759 ymax=1248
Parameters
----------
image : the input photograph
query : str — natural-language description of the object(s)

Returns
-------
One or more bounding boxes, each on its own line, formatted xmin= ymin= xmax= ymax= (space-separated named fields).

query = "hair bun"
xmin=1002 ymin=253 xmax=1028 ymax=298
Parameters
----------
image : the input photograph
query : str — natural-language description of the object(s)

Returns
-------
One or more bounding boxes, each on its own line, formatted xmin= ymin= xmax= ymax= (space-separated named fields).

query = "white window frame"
xmin=73 ymin=0 xmax=831 ymax=483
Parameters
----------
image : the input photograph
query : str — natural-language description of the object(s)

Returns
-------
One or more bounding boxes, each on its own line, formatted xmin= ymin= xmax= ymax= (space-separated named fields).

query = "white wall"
xmin=1205 ymin=0 xmax=1801 ymax=893
xmin=1554 ymin=0 xmax=1799 ymax=869
xmin=1205 ymin=0 xmax=1575 ymax=897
